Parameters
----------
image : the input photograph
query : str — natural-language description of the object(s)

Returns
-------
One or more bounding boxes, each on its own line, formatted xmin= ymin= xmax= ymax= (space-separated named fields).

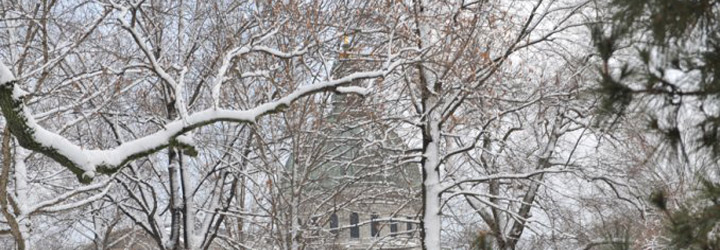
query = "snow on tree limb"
xmin=0 ymin=61 xmax=403 ymax=183
xmin=335 ymin=86 xmax=370 ymax=95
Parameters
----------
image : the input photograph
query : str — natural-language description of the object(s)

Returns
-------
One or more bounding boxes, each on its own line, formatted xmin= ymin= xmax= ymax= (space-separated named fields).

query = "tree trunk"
xmin=180 ymin=154 xmax=197 ymax=249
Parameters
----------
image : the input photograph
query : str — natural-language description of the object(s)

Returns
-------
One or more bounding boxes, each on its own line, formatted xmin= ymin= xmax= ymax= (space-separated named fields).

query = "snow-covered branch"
xmin=0 ymin=61 xmax=403 ymax=183
xmin=440 ymin=168 xmax=571 ymax=193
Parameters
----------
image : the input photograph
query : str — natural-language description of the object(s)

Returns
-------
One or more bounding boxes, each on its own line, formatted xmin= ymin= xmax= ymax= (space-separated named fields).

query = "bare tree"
xmin=0 ymin=1 xmax=414 ymax=249
xmin=0 ymin=1 xmax=659 ymax=250
xmin=378 ymin=0 xmax=594 ymax=248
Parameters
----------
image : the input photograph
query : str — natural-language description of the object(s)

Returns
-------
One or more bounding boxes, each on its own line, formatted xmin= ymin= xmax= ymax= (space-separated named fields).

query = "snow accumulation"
xmin=0 ymin=62 xmax=14 ymax=84
xmin=175 ymin=134 xmax=196 ymax=148
xmin=0 ymin=60 xmax=402 ymax=181
xmin=336 ymin=86 xmax=369 ymax=95
xmin=663 ymin=68 xmax=685 ymax=84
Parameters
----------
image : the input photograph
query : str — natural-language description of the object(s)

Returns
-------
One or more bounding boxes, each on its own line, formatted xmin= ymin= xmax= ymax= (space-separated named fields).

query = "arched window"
xmin=350 ymin=213 xmax=360 ymax=238
xmin=371 ymin=214 xmax=380 ymax=237
xmin=329 ymin=213 xmax=339 ymax=235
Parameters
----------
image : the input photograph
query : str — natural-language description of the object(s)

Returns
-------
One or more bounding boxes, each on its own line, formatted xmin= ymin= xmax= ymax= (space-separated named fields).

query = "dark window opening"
xmin=350 ymin=213 xmax=359 ymax=238
xmin=407 ymin=216 xmax=413 ymax=236
xmin=330 ymin=213 xmax=339 ymax=235
xmin=390 ymin=219 xmax=398 ymax=236
xmin=371 ymin=214 xmax=379 ymax=237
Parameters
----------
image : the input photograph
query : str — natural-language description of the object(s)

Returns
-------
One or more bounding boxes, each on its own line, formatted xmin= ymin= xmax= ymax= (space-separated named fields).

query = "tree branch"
xmin=0 ymin=61 xmax=403 ymax=183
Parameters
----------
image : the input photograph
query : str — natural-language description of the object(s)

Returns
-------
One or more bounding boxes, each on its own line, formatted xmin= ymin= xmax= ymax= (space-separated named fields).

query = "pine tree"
xmin=651 ymin=180 xmax=720 ymax=249
xmin=592 ymin=0 xmax=720 ymax=248
xmin=592 ymin=0 xmax=720 ymax=150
